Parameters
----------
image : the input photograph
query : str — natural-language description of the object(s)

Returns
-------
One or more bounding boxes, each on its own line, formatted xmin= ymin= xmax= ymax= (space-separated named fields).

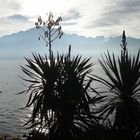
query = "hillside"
xmin=0 ymin=28 xmax=139 ymax=60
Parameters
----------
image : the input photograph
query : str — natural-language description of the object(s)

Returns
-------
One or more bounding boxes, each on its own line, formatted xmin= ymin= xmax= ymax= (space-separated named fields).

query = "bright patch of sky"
xmin=0 ymin=0 xmax=140 ymax=38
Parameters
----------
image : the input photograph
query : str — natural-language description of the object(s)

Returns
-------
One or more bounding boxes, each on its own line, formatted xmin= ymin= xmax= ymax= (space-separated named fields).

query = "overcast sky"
xmin=0 ymin=0 xmax=140 ymax=38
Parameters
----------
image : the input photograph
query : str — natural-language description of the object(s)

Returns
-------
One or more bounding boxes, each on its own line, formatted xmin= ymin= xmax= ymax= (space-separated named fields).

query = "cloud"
xmin=61 ymin=9 xmax=81 ymax=27
xmin=0 ymin=0 xmax=35 ymax=37
xmin=0 ymin=0 xmax=21 ymax=17
xmin=62 ymin=9 xmax=81 ymax=21
xmin=98 ymin=0 xmax=140 ymax=27
xmin=0 ymin=0 xmax=140 ymax=38
xmin=7 ymin=14 xmax=29 ymax=22
xmin=0 ymin=16 xmax=32 ymax=37
xmin=80 ymin=0 xmax=140 ymax=37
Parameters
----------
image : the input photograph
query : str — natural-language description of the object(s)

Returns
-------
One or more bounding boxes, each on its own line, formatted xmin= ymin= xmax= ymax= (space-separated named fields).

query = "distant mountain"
xmin=0 ymin=28 xmax=139 ymax=60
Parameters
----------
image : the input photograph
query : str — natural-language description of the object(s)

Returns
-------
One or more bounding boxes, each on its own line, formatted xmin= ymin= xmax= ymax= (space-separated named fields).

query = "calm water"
xmin=0 ymin=60 xmax=30 ymax=137
xmin=0 ymin=58 xmax=102 ymax=137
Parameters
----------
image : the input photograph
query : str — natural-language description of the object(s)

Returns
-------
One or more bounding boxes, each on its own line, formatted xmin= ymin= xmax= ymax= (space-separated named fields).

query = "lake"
xmin=0 ymin=60 xmax=29 ymax=137
xmin=0 ymin=58 xmax=102 ymax=137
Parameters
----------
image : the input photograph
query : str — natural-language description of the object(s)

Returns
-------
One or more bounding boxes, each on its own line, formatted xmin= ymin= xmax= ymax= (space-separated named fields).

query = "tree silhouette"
xmin=35 ymin=12 xmax=63 ymax=58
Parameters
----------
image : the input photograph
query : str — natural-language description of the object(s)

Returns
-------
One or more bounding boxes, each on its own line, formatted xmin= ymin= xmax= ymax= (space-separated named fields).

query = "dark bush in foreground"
xmin=21 ymin=49 xmax=103 ymax=140
xmin=94 ymin=31 xmax=140 ymax=140
xmin=20 ymin=16 xmax=140 ymax=140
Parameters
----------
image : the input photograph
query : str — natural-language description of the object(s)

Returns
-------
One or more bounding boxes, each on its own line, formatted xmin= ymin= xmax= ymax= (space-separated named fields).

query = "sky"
xmin=0 ymin=0 xmax=140 ymax=38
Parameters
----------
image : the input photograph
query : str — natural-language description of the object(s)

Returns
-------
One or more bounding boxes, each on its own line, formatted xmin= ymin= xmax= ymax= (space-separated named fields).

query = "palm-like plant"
xmin=94 ymin=31 xmax=140 ymax=139
xmin=21 ymin=49 xmax=100 ymax=140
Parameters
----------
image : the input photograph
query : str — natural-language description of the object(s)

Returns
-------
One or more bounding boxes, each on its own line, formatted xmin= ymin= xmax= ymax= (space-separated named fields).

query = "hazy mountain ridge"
xmin=0 ymin=28 xmax=140 ymax=60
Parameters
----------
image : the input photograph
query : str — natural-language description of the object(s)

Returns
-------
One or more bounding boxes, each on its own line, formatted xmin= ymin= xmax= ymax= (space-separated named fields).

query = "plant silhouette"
xmin=35 ymin=12 xmax=63 ymax=58
xmin=21 ymin=13 xmax=102 ymax=140
xmin=21 ymin=51 xmax=101 ymax=140
xmin=20 ymin=11 xmax=140 ymax=140
xmin=94 ymin=31 xmax=140 ymax=140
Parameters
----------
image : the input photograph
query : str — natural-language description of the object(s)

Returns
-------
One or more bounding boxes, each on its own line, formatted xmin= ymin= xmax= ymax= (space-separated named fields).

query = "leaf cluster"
xmin=21 ymin=48 xmax=102 ymax=139
xmin=93 ymin=31 xmax=140 ymax=139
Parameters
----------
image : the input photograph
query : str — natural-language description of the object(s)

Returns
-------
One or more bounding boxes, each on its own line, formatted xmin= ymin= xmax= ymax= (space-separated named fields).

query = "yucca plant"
xmin=20 ymin=13 xmax=104 ymax=140
xmin=21 ymin=48 xmax=101 ymax=140
xmin=94 ymin=31 xmax=140 ymax=139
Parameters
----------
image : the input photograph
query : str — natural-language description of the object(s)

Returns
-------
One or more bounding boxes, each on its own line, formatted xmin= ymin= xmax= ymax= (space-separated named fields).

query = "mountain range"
xmin=0 ymin=28 xmax=140 ymax=60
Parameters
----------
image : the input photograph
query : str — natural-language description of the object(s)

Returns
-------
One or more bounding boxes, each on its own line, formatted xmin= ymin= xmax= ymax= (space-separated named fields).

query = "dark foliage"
xmin=21 ymin=49 xmax=102 ymax=140
xmin=93 ymin=31 xmax=140 ymax=139
xmin=20 ymin=20 xmax=140 ymax=140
